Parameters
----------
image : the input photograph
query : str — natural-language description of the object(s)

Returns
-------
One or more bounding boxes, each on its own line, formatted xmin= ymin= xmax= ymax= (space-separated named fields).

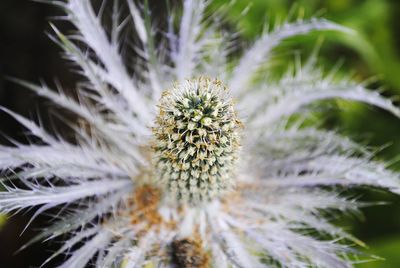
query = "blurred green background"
xmin=211 ymin=0 xmax=400 ymax=267
xmin=0 ymin=0 xmax=399 ymax=267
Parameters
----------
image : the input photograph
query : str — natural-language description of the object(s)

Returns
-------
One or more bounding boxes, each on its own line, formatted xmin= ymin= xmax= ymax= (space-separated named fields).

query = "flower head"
xmin=1 ymin=0 xmax=400 ymax=267
xmin=153 ymin=77 xmax=241 ymax=204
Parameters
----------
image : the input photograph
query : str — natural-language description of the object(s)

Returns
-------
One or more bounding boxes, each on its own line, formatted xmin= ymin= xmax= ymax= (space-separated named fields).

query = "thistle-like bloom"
xmin=1 ymin=0 xmax=400 ymax=267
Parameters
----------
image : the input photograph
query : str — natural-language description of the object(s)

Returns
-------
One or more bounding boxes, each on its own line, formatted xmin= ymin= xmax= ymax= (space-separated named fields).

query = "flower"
xmin=153 ymin=77 xmax=241 ymax=204
xmin=1 ymin=0 xmax=400 ymax=267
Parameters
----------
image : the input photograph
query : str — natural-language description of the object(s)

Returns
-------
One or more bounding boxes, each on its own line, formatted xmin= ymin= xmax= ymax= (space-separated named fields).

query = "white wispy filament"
xmin=0 ymin=0 xmax=399 ymax=267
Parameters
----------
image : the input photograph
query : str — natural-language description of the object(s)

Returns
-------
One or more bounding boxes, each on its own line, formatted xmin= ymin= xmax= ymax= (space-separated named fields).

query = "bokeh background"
xmin=0 ymin=0 xmax=399 ymax=267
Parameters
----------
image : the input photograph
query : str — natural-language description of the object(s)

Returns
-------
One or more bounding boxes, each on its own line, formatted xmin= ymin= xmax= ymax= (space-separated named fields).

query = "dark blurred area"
xmin=0 ymin=0 xmax=400 ymax=267
xmin=0 ymin=1 xmax=72 ymax=267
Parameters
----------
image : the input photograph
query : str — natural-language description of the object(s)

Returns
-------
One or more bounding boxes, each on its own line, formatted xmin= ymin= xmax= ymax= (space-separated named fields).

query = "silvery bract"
xmin=1 ymin=0 xmax=400 ymax=267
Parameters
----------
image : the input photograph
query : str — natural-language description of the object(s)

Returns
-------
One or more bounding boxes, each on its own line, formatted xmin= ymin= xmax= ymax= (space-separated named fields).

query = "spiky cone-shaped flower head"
xmin=153 ymin=77 xmax=241 ymax=204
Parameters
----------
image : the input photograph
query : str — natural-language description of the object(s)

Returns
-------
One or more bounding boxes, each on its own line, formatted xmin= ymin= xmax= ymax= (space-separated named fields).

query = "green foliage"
xmin=213 ymin=0 xmax=400 ymax=91
xmin=0 ymin=215 xmax=5 ymax=230
xmin=357 ymin=236 xmax=400 ymax=268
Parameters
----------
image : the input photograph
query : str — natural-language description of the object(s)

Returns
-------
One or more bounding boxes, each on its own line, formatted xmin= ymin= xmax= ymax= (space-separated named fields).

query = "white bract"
xmin=1 ymin=0 xmax=400 ymax=267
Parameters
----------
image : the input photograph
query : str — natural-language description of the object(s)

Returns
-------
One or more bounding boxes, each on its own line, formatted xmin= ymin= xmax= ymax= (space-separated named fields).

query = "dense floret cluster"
xmin=153 ymin=77 xmax=241 ymax=203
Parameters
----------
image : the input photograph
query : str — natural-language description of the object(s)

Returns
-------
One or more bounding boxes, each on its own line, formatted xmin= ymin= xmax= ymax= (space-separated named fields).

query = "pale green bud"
xmin=153 ymin=77 xmax=241 ymax=204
